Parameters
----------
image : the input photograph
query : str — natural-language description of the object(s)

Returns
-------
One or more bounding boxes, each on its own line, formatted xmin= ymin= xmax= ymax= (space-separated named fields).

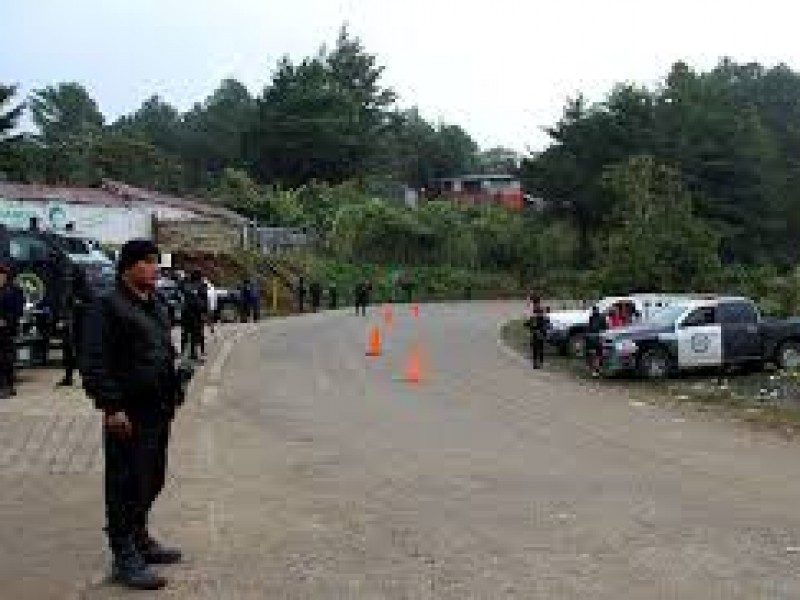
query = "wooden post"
xmin=272 ymin=278 xmax=279 ymax=314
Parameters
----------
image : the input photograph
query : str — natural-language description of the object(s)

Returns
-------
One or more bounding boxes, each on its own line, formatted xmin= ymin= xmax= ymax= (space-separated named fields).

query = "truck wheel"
xmin=776 ymin=340 xmax=800 ymax=371
xmin=638 ymin=346 xmax=673 ymax=380
xmin=219 ymin=303 xmax=239 ymax=323
xmin=567 ymin=332 xmax=586 ymax=358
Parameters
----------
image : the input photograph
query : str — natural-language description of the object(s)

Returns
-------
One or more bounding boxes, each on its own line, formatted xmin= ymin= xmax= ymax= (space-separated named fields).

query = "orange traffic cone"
xmin=404 ymin=344 xmax=422 ymax=384
xmin=366 ymin=325 xmax=382 ymax=357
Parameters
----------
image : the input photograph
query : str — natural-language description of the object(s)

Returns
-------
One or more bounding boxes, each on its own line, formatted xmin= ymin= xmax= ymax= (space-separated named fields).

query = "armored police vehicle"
xmin=598 ymin=296 xmax=800 ymax=379
xmin=0 ymin=225 xmax=113 ymax=364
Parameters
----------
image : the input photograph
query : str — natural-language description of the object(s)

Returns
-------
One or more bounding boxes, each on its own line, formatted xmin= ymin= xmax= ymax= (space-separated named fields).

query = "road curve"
xmin=169 ymin=302 xmax=800 ymax=598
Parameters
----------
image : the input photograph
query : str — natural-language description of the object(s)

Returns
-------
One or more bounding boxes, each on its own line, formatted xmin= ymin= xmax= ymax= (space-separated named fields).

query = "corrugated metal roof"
xmin=0 ymin=182 xmax=122 ymax=205
xmin=101 ymin=180 xmax=247 ymax=224
xmin=0 ymin=180 xmax=247 ymax=225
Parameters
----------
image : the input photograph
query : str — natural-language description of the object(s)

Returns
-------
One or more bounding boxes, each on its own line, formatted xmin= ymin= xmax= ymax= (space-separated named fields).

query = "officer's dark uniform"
xmin=180 ymin=273 xmax=208 ymax=361
xmin=328 ymin=284 xmax=338 ymax=310
xmin=60 ymin=265 xmax=91 ymax=387
xmin=81 ymin=240 xmax=190 ymax=590
xmin=309 ymin=282 xmax=322 ymax=312
xmin=0 ymin=267 xmax=24 ymax=397
xmin=525 ymin=307 xmax=550 ymax=369
xmin=238 ymin=279 xmax=260 ymax=322
xmin=296 ymin=276 xmax=306 ymax=313
xmin=586 ymin=307 xmax=606 ymax=371
xmin=354 ymin=282 xmax=367 ymax=316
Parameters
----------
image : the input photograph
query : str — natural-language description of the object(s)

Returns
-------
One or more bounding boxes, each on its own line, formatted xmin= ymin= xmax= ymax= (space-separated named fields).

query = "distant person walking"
xmin=328 ymin=283 xmax=338 ymax=310
xmin=239 ymin=278 xmax=260 ymax=322
xmin=309 ymin=281 xmax=322 ymax=312
xmin=354 ymin=281 xmax=368 ymax=317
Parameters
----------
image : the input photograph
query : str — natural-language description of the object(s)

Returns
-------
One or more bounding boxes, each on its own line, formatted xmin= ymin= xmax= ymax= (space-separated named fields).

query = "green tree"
xmin=114 ymin=95 xmax=184 ymax=154
xmin=25 ymin=83 xmax=106 ymax=184
xmin=91 ymin=132 xmax=186 ymax=192
xmin=600 ymin=156 xmax=720 ymax=291
xmin=246 ymin=28 xmax=397 ymax=186
xmin=0 ymin=84 xmax=25 ymax=177
xmin=182 ymin=79 xmax=255 ymax=184
xmin=0 ymin=84 xmax=24 ymax=144
xmin=29 ymin=82 xmax=104 ymax=142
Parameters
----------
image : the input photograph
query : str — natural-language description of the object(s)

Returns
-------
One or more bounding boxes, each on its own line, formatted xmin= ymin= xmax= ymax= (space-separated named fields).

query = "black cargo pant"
xmin=104 ymin=410 xmax=172 ymax=551
xmin=0 ymin=331 xmax=15 ymax=392
xmin=181 ymin=316 xmax=204 ymax=359
xmin=530 ymin=334 xmax=545 ymax=368
xmin=62 ymin=315 xmax=83 ymax=382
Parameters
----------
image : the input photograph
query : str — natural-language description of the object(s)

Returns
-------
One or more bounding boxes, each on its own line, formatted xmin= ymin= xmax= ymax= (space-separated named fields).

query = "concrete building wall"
xmin=0 ymin=198 xmax=200 ymax=244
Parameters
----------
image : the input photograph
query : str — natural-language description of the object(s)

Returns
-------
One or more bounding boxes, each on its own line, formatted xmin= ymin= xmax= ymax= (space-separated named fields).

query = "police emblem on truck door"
xmin=677 ymin=306 xmax=723 ymax=368
xmin=690 ymin=333 xmax=711 ymax=353
xmin=14 ymin=272 xmax=46 ymax=308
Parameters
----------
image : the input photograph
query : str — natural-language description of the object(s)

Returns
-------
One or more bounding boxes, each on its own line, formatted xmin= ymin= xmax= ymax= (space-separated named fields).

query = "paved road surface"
xmin=4 ymin=303 xmax=800 ymax=598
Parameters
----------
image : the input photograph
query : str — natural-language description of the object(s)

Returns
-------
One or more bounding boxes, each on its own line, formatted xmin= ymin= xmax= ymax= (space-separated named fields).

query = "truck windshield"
xmin=59 ymin=238 xmax=92 ymax=255
xmin=649 ymin=304 xmax=689 ymax=327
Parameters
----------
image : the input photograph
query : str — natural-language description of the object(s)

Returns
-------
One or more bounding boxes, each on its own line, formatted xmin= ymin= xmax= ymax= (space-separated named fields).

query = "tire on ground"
xmin=637 ymin=345 xmax=673 ymax=380
xmin=775 ymin=339 xmax=800 ymax=371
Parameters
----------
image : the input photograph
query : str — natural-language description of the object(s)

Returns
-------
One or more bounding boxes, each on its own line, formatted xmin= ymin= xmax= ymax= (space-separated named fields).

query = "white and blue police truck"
xmin=597 ymin=296 xmax=800 ymax=379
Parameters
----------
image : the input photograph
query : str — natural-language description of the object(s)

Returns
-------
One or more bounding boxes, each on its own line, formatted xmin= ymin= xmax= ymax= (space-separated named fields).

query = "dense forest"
xmin=0 ymin=28 xmax=511 ymax=195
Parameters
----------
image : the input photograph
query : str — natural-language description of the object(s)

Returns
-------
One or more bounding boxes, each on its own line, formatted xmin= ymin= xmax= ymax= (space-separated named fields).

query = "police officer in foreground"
xmin=81 ymin=240 xmax=194 ymax=590
xmin=524 ymin=296 xmax=550 ymax=369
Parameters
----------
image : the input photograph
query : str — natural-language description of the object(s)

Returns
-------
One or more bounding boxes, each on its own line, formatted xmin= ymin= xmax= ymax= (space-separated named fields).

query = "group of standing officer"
xmin=295 ymin=276 xmax=340 ymax=313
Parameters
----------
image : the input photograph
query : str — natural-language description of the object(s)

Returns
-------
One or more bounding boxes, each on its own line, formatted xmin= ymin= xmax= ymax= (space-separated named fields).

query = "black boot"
xmin=136 ymin=531 xmax=183 ymax=565
xmin=111 ymin=538 xmax=167 ymax=590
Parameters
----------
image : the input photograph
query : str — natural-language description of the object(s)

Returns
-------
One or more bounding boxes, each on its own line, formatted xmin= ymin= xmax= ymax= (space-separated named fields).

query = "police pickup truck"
xmin=546 ymin=294 xmax=692 ymax=356
xmin=598 ymin=296 xmax=800 ymax=379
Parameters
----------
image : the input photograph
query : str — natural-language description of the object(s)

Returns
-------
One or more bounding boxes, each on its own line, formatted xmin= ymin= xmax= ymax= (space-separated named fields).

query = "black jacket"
xmin=0 ymin=283 xmax=25 ymax=338
xmin=525 ymin=312 xmax=550 ymax=340
xmin=80 ymin=283 xmax=179 ymax=415
xmin=180 ymin=280 xmax=209 ymax=321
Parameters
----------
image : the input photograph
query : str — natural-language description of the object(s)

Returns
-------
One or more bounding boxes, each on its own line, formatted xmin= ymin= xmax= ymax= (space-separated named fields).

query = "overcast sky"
xmin=4 ymin=0 xmax=800 ymax=152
